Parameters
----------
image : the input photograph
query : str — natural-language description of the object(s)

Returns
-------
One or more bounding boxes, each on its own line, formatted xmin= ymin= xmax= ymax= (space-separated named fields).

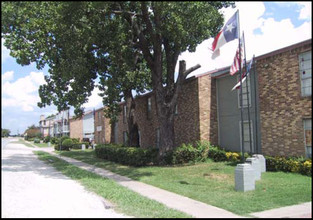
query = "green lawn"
xmin=58 ymin=149 xmax=312 ymax=216
xmin=32 ymin=142 xmax=51 ymax=148
xmin=34 ymin=151 xmax=191 ymax=218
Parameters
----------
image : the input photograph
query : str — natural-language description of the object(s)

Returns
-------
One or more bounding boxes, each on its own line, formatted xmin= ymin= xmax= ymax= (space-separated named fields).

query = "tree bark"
xmin=124 ymin=89 xmax=139 ymax=147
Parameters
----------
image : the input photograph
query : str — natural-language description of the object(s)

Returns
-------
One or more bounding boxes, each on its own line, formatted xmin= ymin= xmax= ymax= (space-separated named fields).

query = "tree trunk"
xmin=124 ymin=89 xmax=139 ymax=147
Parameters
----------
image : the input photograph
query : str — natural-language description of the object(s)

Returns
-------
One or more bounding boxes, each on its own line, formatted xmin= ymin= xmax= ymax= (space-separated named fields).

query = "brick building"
xmin=256 ymin=40 xmax=311 ymax=157
xmin=69 ymin=116 xmax=83 ymax=141
xmin=94 ymin=107 xmax=111 ymax=144
xmin=93 ymin=39 xmax=311 ymax=158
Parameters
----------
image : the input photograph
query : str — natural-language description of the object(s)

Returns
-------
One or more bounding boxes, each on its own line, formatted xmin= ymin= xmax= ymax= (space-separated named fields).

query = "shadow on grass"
xmin=58 ymin=150 xmax=154 ymax=181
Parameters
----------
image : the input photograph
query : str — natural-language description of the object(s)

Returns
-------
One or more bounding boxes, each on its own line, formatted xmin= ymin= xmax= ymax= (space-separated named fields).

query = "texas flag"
xmin=211 ymin=10 xmax=239 ymax=59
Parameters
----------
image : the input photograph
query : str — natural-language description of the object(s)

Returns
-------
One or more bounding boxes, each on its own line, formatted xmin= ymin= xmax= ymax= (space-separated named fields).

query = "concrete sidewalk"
xmin=250 ymin=202 xmax=312 ymax=218
xmin=31 ymin=144 xmax=311 ymax=218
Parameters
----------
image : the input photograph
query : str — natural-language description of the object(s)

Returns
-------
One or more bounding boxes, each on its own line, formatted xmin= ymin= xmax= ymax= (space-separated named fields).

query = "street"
xmin=1 ymin=139 xmax=130 ymax=218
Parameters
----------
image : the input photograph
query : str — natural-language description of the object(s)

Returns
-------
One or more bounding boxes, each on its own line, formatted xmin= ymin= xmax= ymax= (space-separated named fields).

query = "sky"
xmin=1 ymin=2 xmax=312 ymax=135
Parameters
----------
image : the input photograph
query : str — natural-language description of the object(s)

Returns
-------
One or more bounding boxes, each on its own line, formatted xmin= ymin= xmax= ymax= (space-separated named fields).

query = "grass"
xmin=34 ymin=151 xmax=191 ymax=218
xmin=58 ymin=149 xmax=312 ymax=216
xmin=32 ymin=142 xmax=51 ymax=148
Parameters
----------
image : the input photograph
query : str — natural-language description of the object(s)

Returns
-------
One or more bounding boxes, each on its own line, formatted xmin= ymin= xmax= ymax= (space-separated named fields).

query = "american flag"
xmin=230 ymin=41 xmax=243 ymax=76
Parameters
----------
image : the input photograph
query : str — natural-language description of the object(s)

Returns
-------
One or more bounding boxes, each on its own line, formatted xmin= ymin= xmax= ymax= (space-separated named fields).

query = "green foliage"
xmin=50 ymin=137 xmax=58 ymax=144
xmin=265 ymin=156 xmax=311 ymax=176
xmin=61 ymin=138 xmax=73 ymax=150
xmin=43 ymin=135 xmax=51 ymax=143
xmin=1 ymin=1 xmax=234 ymax=152
xmin=33 ymin=138 xmax=40 ymax=143
xmin=95 ymin=144 xmax=158 ymax=166
xmin=163 ymin=141 xmax=211 ymax=165
xmin=2 ymin=129 xmax=11 ymax=137
xmin=71 ymin=138 xmax=80 ymax=144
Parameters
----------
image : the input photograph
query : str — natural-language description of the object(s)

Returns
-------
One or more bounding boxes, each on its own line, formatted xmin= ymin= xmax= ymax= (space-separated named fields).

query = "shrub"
xmin=172 ymin=143 xmax=199 ymax=164
xmin=33 ymin=138 xmax=40 ymax=143
xmin=265 ymin=156 xmax=311 ymax=176
xmin=50 ymin=137 xmax=58 ymax=144
xmin=60 ymin=136 xmax=70 ymax=143
xmin=72 ymin=138 xmax=80 ymax=144
xmin=195 ymin=140 xmax=211 ymax=161
xmin=61 ymin=139 xmax=73 ymax=151
xmin=43 ymin=136 xmax=51 ymax=143
xmin=208 ymin=146 xmax=228 ymax=162
xmin=72 ymin=143 xmax=82 ymax=150
xmin=95 ymin=144 xmax=158 ymax=166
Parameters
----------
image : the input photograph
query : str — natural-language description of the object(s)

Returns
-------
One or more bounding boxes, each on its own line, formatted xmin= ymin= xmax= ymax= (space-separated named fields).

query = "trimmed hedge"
xmin=163 ymin=141 xmax=211 ymax=165
xmin=61 ymin=139 xmax=73 ymax=151
xmin=207 ymin=145 xmax=311 ymax=176
xmin=265 ymin=156 xmax=311 ymax=176
xmin=95 ymin=144 xmax=158 ymax=166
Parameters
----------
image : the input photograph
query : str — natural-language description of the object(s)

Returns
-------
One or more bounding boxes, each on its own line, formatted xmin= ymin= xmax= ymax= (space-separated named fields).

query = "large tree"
xmin=2 ymin=129 xmax=11 ymax=137
xmin=2 ymin=1 xmax=234 ymax=157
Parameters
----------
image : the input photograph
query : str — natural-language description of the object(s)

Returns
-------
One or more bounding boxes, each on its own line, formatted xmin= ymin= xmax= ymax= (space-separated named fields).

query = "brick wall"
xmin=257 ymin=42 xmax=312 ymax=156
xmin=94 ymin=108 xmax=111 ymax=144
xmin=174 ymin=78 xmax=200 ymax=147
xmin=197 ymin=74 xmax=218 ymax=146
xmin=69 ymin=117 xmax=83 ymax=141
xmin=107 ymin=74 xmax=216 ymax=149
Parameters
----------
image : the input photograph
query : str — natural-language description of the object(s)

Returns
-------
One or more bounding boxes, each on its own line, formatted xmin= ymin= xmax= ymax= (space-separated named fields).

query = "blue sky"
xmin=1 ymin=2 xmax=312 ymax=135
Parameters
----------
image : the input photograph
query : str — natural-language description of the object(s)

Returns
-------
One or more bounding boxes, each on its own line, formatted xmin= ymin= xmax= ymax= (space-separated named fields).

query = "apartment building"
xmin=39 ymin=114 xmax=55 ymax=137
xmin=41 ymin=39 xmax=311 ymax=158
xmin=100 ymin=39 xmax=311 ymax=158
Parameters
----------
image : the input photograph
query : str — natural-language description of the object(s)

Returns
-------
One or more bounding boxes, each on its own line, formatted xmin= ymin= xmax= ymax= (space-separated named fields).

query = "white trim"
xmin=216 ymin=79 xmax=221 ymax=146
xmin=239 ymin=120 xmax=254 ymax=153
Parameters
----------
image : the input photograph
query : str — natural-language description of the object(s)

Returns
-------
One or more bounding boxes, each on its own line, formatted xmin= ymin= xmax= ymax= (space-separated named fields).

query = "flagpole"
xmin=237 ymin=10 xmax=245 ymax=163
xmin=242 ymin=32 xmax=253 ymax=154
xmin=253 ymin=55 xmax=259 ymax=153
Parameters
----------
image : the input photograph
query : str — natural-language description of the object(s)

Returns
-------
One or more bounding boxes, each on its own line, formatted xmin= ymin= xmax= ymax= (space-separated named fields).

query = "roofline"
xmin=196 ymin=38 xmax=312 ymax=78
xmin=255 ymin=39 xmax=311 ymax=61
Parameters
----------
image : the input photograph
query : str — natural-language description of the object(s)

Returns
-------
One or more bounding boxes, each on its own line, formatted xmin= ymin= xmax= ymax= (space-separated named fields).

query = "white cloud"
xmin=2 ymin=71 xmax=14 ymax=81
xmin=1 ymin=38 xmax=12 ymax=63
xmin=82 ymin=86 xmax=103 ymax=110
xmin=178 ymin=2 xmax=312 ymax=78
xmin=1 ymin=71 xmax=46 ymax=112
xmin=298 ymin=2 xmax=312 ymax=20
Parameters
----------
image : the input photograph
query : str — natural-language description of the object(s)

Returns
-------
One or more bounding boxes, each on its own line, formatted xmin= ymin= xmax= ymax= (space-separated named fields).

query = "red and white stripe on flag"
xmin=230 ymin=44 xmax=243 ymax=75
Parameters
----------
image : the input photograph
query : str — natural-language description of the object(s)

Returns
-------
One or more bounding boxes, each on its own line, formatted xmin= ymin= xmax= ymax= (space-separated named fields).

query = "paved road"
xmin=1 ymin=141 xmax=130 ymax=218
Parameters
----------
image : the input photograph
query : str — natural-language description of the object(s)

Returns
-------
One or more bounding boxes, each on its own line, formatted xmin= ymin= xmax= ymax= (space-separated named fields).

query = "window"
xmin=123 ymin=131 xmax=128 ymax=145
xmin=123 ymin=105 xmax=127 ymax=124
xmin=239 ymin=120 xmax=254 ymax=153
xmin=237 ymin=75 xmax=251 ymax=108
xmin=114 ymin=122 xmax=118 ymax=144
xmin=147 ymin=97 xmax=152 ymax=119
xmin=138 ymin=130 xmax=141 ymax=147
xmin=299 ymin=51 xmax=311 ymax=97
xmin=156 ymin=128 xmax=160 ymax=148
xmin=174 ymin=104 xmax=178 ymax=115
xmin=304 ymin=119 xmax=312 ymax=158
xmin=98 ymin=111 xmax=101 ymax=123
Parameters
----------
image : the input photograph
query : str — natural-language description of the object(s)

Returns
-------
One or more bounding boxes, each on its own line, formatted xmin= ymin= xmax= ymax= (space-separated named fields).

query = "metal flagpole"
xmin=237 ymin=10 xmax=245 ymax=163
xmin=242 ymin=32 xmax=253 ymax=154
xmin=253 ymin=55 xmax=259 ymax=153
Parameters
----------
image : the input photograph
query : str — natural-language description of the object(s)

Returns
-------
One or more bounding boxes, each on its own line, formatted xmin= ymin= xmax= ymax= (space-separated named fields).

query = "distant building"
xmin=82 ymin=110 xmax=95 ymax=142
